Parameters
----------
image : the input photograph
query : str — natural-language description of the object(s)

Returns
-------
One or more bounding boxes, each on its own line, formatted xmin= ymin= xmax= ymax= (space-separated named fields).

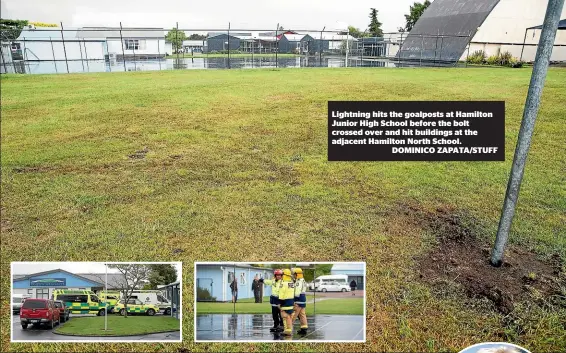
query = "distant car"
xmin=317 ymin=281 xmax=351 ymax=293
xmin=12 ymin=294 xmax=31 ymax=314
xmin=20 ymin=299 xmax=60 ymax=329
xmin=53 ymin=300 xmax=70 ymax=322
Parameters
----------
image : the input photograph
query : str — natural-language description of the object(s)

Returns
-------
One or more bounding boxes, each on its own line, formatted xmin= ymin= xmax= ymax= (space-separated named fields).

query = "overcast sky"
xmin=1 ymin=0 xmax=423 ymax=32
xmin=12 ymin=262 xmax=183 ymax=282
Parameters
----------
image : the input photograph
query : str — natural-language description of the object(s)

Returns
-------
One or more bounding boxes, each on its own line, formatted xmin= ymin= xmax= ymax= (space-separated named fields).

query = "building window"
xmin=36 ymin=289 xmax=49 ymax=299
xmin=124 ymin=39 xmax=146 ymax=51
xmin=27 ymin=289 xmax=33 ymax=295
xmin=125 ymin=39 xmax=139 ymax=50
xmin=78 ymin=288 xmax=85 ymax=290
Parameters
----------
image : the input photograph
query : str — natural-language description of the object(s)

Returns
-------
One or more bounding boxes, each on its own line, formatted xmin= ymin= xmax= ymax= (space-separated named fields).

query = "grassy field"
xmin=165 ymin=53 xmax=299 ymax=59
xmin=197 ymin=298 xmax=364 ymax=315
xmin=53 ymin=316 xmax=180 ymax=336
xmin=1 ymin=67 xmax=565 ymax=352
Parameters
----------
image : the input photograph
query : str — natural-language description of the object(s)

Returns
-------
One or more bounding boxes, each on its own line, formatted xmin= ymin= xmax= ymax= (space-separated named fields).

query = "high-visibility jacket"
xmin=293 ymin=278 xmax=307 ymax=308
xmin=263 ymin=279 xmax=282 ymax=307
xmin=278 ymin=280 xmax=295 ymax=311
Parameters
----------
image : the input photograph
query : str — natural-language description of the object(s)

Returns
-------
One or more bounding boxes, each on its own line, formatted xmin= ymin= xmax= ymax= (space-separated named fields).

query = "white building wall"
xmin=106 ymin=39 xmax=167 ymax=56
xmin=19 ymin=41 xmax=105 ymax=61
xmin=461 ymin=0 xmax=566 ymax=62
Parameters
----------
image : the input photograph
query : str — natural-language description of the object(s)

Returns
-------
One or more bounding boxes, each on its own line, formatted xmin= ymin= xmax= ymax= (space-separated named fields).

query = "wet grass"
xmin=1 ymin=67 xmax=565 ymax=352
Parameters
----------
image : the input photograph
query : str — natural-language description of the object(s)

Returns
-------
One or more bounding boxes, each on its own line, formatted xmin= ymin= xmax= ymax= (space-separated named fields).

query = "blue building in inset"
xmin=196 ymin=264 xmax=274 ymax=302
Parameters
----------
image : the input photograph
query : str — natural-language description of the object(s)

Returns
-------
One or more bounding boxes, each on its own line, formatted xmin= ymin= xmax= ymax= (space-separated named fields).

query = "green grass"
xmin=166 ymin=53 xmax=299 ymax=58
xmin=1 ymin=67 xmax=565 ymax=352
xmin=197 ymin=298 xmax=363 ymax=315
xmin=53 ymin=316 xmax=180 ymax=336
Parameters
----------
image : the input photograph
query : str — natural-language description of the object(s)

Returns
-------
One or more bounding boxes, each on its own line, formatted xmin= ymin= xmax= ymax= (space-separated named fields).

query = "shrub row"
xmin=467 ymin=50 xmax=524 ymax=68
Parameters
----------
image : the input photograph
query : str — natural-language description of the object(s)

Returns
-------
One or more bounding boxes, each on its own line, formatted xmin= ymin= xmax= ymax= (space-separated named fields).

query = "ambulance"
xmin=51 ymin=290 xmax=109 ymax=316
xmin=126 ymin=290 xmax=172 ymax=315
xmin=97 ymin=291 xmax=121 ymax=313
xmin=113 ymin=298 xmax=160 ymax=316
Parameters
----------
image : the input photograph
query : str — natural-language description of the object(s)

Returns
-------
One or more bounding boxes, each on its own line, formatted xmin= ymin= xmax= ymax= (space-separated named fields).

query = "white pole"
xmin=105 ymin=263 xmax=108 ymax=330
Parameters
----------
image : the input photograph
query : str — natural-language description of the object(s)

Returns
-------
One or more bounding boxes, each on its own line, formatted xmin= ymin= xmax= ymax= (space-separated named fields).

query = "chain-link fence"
xmin=2 ymin=23 xmax=564 ymax=74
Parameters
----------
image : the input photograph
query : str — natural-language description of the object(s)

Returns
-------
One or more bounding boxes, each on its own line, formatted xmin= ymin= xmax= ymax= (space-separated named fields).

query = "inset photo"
xmin=11 ymin=262 xmax=182 ymax=342
xmin=194 ymin=262 xmax=365 ymax=342
xmin=459 ymin=342 xmax=533 ymax=353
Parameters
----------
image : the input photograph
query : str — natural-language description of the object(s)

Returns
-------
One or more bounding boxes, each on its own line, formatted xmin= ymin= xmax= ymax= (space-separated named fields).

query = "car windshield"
xmin=22 ymin=300 xmax=47 ymax=309
xmin=54 ymin=302 xmax=62 ymax=308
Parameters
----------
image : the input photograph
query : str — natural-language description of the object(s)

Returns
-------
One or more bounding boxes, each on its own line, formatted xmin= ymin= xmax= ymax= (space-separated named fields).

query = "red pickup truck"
xmin=20 ymin=298 xmax=61 ymax=329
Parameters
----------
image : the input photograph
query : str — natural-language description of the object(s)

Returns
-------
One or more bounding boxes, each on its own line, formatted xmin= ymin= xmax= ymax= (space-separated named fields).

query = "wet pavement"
xmin=196 ymin=314 xmax=364 ymax=341
xmin=11 ymin=315 xmax=180 ymax=342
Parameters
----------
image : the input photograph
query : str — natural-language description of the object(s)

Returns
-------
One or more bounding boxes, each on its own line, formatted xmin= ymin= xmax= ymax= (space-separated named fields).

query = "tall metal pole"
xmin=83 ymin=41 xmax=89 ymax=72
xmin=490 ymin=0 xmax=565 ymax=267
xmin=119 ymin=22 xmax=126 ymax=71
xmin=60 ymin=23 xmax=69 ymax=73
xmin=176 ymin=22 xmax=179 ymax=65
xmin=319 ymin=26 xmax=325 ymax=64
xmin=79 ymin=38 xmax=85 ymax=72
xmin=227 ymin=22 xmax=231 ymax=69
xmin=520 ymin=29 xmax=529 ymax=62
xmin=0 ymin=44 xmax=7 ymax=73
xmin=275 ymin=23 xmax=279 ymax=68
xmin=345 ymin=28 xmax=349 ymax=67
xmin=233 ymin=264 xmax=236 ymax=314
xmin=420 ymin=35 xmax=424 ymax=67
xmin=49 ymin=37 xmax=57 ymax=73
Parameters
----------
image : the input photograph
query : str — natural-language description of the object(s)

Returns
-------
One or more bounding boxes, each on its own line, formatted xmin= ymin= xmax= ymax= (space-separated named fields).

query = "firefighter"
xmin=291 ymin=268 xmax=308 ymax=335
xmin=278 ymin=268 xmax=296 ymax=336
xmin=259 ymin=269 xmax=284 ymax=332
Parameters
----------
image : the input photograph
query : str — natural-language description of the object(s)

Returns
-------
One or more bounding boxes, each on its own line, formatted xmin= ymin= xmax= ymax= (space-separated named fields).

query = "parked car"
xmin=317 ymin=281 xmax=351 ymax=292
xmin=20 ymin=299 xmax=60 ymax=329
xmin=53 ymin=300 xmax=70 ymax=322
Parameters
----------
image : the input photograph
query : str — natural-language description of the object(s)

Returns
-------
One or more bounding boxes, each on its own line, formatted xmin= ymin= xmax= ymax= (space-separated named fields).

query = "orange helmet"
xmin=274 ymin=269 xmax=283 ymax=276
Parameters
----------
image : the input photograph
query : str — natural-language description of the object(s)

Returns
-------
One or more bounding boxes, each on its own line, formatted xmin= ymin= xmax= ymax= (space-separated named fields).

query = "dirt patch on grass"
xmin=406 ymin=203 xmax=564 ymax=315
xmin=128 ymin=146 xmax=149 ymax=159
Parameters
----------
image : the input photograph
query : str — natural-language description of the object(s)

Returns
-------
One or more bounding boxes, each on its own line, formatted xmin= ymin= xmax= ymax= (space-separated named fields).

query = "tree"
xmin=188 ymin=33 xmax=206 ymax=40
xmin=0 ymin=19 xmax=29 ymax=40
xmin=107 ymin=264 xmax=152 ymax=318
xmin=403 ymin=1 xmax=431 ymax=32
xmin=165 ymin=28 xmax=187 ymax=53
xmin=347 ymin=26 xmax=369 ymax=39
xmin=147 ymin=264 xmax=177 ymax=289
xmin=368 ymin=8 xmax=384 ymax=37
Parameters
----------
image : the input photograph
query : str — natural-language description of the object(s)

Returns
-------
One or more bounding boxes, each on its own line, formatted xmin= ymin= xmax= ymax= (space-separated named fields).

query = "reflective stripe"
xmin=294 ymin=301 xmax=306 ymax=304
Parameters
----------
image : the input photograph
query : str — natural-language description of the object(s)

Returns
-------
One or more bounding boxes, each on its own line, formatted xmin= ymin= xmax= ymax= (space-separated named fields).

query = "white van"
xmin=12 ymin=294 xmax=31 ymax=314
xmin=126 ymin=290 xmax=172 ymax=315
xmin=308 ymin=275 xmax=349 ymax=290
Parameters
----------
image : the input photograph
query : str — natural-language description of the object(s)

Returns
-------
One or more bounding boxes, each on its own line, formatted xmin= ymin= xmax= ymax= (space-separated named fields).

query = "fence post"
xmin=157 ymin=36 xmax=161 ymax=70
xmin=439 ymin=35 xmax=444 ymax=64
xmin=319 ymin=26 xmax=325 ymax=64
xmin=49 ymin=37 xmax=57 ymax=73
xmin=119 ymin=22 xmax=126 ymax=71
xmin=227 ymin=22 xmax=231 ymax=69
xmin=79 ymin=37 xmax=85 ymax=72
xmin=275 ymin=23 xmax=279 ymax=68
xmin=176 ymin=22 xmax=179 ymax=66
xmin=466 ymin=31 xmax=472 ymax=67
xmin=490 ymin=0 xmax=565 ymax=267
xmin=520 ymin=29 xmax=528 ymax=62
xmin=420 ymin=35 xmax=424 ymax=67
xmin=60 ymin=22 xmax=69 ymax=73
xmin=83 ymin=41 xmax=89 ymax=72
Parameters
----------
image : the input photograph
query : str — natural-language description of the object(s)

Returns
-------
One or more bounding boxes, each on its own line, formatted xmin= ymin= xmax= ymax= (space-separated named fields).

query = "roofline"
xmin=13 ymin=269 xmax=104 ymax=286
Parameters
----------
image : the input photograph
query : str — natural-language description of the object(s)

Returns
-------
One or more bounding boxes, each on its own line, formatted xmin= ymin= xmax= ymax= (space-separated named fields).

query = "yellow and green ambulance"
xmin=113 ymin=298 xmax=160 ymax=316
xmin=97 ymin=291 xmax=121 ymax=313
xmin=52 ymin=290 xmax=109 ymax=316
